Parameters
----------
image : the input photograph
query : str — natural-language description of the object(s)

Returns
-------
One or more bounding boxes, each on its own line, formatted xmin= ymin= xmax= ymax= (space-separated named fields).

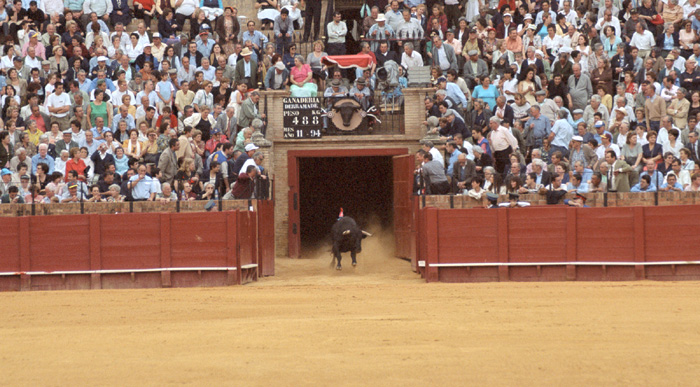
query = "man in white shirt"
xmin=400 ymin=42 xmax=423 ymax=69
xmin=684 ymin=0 xmax=699 ymax=18
xmin=45 ymin=82 xmax=72 ymax=131
xmin=24 ymin=47 xmax=41 ymax=69
xmin=326 ymin=11 xmax=347 ymax=55
xmin=595 ymin=9 xmax=621 ymax=39
xmin=629 ymin=22 xmax=655 ymax=59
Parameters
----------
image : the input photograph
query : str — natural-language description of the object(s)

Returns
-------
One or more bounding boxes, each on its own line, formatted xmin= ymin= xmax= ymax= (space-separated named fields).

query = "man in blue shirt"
xmin=31 ymin=143 xmax=54 ymax=174
xmin=631 ymin=175 xmax=658 ymax=192
xmin=437 ymin=76 xmax=467 ymax=108
xmin=548 ymin=110 xmax=574 ymax=158
xmin=524 ymin=105 xmax=551 ymax=150
xmin=195 ymin=25 xmax=216 ymax=58
xmin=639 ymin=159 xmax=665 ymax=188
xmin=240 ymin=20 xmax=268 ymax=54
xmin=127 ymin=164 xmax=157 ymax=201
xmin=660 ymin=173 xmax=684 ymax=191
xmin=566 ymin=172 xmax=589 ymax=193
xmin=445 ymin=141 xmax=462 ymax=176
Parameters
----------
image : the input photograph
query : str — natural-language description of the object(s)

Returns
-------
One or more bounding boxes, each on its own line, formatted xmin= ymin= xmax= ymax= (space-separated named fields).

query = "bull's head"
xmin=334 ymin=101 xmax=362 ymax=127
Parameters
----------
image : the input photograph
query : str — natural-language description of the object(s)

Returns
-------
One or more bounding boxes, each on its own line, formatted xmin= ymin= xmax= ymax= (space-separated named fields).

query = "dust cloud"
xmin=259 ymin=217 xmax=422 ymax=286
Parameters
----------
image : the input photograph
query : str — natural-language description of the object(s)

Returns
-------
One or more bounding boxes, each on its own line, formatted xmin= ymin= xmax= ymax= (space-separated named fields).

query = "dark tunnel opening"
xmin=298 ymin=156 xmax=394 ymax=252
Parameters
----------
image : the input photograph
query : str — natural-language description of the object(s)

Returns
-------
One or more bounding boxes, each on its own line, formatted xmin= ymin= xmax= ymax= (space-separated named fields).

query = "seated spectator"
xmin=289 ymin=55 xmax=317 ymax=97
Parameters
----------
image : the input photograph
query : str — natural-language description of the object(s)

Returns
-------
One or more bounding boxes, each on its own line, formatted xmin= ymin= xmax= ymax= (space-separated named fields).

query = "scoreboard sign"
xmin=283 ymin=97 xmax=323 ymax=139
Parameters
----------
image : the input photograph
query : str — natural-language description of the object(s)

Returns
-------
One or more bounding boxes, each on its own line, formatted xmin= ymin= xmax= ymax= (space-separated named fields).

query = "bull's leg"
xmin=351 ymin=251 xmax=357 ymax=267
xmin=335 ymin=252 xmax=342 ymax=270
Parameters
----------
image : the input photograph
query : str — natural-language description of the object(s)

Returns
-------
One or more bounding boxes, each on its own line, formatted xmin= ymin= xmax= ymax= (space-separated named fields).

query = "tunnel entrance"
xmin=298 ymin=156 xmax=394 ymax=252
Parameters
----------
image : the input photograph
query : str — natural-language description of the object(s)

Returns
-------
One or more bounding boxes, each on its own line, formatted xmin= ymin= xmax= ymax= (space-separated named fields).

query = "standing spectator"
xmin=303 ymin=0 xmax=321 ymax=41
xmin=233 ymin=48 xmax=257 ymax=89
xmin=326 ymin=12 xmax=347 ymax=56
xmin=45 ymin=82 xmax=72 ymax=131
xmin=567 ymin=63 xmax=592 ymax=111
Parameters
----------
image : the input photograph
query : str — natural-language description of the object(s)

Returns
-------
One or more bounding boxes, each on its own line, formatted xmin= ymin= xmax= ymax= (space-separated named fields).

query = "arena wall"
xmin=415 ymin=204 xmax=700 ymax=282
xmin=0 ymin=206 xmax=274 ymax=291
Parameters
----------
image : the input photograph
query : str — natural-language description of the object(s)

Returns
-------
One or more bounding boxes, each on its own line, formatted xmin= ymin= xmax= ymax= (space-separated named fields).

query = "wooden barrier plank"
xmin=170 ymin=212 xmax=227 ymax=267
xmin=89 ymin=214 xmax=101 ymax=289
xmin=633 ymin=207 xmax=645 ymax=280
xmin=497 ymin=208 xmax=509 ymax=281
xmin=227 ymin=211 xmax=239 ymax=285
xmin=508 ymin=207 xmax=567 ymax=262
xmin=576 ymin=207 xmax=635 ymax=262
xmin=424 ymin=208 xmax=439 ymax=282
xmin=645 ymin=206 xmax=700 ymax=261
xmin=29 ymin=215 xmax=91 ymax=272
xmin=18 ymin=217 xmax=30 ymax=291
xmin=160 ymin=213 xmax=171 ymax=287
xmin=0 ymin=218 xmax=20 ymax=272
xmin=437 ymin=209 xmax=499 ymax=263
xmin=566 ymin=207 xmax=577 ymax=280
xmin=101 ymin=213 xmax=161 ymax=269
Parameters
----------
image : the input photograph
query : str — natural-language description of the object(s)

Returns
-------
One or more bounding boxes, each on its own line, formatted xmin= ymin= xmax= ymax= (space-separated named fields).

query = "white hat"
xmin=572 ymin=135 xmax=583 ymax=142
xmin=535 ymin=49 xmax=544 ymax=57
xmin=245 ymin=144 xmax=259 ymax=152
xmin=615 ymin=106 xmax=627 ymax=114
xmin=274 ymin=61 xmax=286 ymax=70
xmin=152 ymin=32 xmax=161 ymax=38
xmin=524 ymin=14 xmax=533 ymax=20
xmin=376 ymin=13 xmax=386 ymax=22
xmin=62 ymin=129 xmax=72 ymax=134
xmin=97 ymin=56 xmax=108 ymax=61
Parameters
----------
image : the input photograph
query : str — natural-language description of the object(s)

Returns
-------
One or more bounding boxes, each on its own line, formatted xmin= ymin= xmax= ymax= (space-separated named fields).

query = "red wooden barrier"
xmin=418 ymin=205 xmax=700 ymax=282
xmin=0 ymin=210 xmax=265 ymax=291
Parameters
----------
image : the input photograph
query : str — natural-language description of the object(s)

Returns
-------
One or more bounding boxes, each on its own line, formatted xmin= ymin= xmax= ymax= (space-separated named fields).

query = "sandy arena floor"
xmin=2 ymin=233 xmax=700 ymax=386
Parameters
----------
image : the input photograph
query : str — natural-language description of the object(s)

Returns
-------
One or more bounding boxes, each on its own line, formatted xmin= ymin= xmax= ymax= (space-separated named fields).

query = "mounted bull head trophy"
xmin=325 ymin=98 xmax=381 ymax=134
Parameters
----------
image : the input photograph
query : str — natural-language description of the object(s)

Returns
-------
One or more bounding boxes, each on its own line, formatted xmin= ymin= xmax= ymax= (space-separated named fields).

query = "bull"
xmin=331 ymin=216 xmax=371 ymax=270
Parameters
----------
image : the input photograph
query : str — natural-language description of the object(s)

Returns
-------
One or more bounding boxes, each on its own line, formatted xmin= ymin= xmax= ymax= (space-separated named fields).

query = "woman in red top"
xmin=64 ymin=147 xmax=86 ymax=182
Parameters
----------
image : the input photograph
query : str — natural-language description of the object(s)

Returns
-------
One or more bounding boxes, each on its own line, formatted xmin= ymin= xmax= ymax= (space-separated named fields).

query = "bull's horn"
xmin=362 ymin=231 xmax=373 ymax=237
xmin=342 ymin=230 xmax=351 ymax=235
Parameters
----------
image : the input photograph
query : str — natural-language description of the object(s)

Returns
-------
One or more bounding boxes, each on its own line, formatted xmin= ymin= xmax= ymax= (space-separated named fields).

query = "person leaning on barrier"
xmin=421 ymin=152 xmax=450 ymax=195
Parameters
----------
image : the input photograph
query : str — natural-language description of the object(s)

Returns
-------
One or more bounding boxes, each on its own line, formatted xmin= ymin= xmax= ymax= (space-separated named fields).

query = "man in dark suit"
xmin=158 ymin=138 xmax=180 ymax=185
xmin=493 ymin=96 xmax=515 ymax=127
xmin=504 ymin=161 xmax=526 ymax=187
xmin=215 ymin=106 xmax=238 ymax=139
xmin=472 ymin=145 xmax=494 ymax=178
xmin=441 ymin=109 xmax=469 ymax=140
xmin=610 ymin=43 xmax=633 ymax=85
xmin=451 ymin=153 xmax=477 ymax=193
xmin=374 ymin=41 xmax=399 ymax=68
xmin=686 ymin=131 xmax=700 ymax=164
xmin=533 ymin=158 xmax=552 ymax=185
xmin=234 ymin=48 xmax=258 ymax=89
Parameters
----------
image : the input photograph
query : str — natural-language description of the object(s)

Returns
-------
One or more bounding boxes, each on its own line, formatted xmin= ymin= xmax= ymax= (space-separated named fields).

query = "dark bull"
xmin=331 ymin=216 xmax=371 ymax=270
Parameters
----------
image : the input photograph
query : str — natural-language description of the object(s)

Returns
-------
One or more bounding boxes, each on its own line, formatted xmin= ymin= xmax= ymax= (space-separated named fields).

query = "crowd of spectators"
xmin=0 ymin=0 xmax=281 ymax=204
xmin=387 ymin=0 xmax=700 ymax=203
xmin=4 ymin=0 xmax=700 ymax=205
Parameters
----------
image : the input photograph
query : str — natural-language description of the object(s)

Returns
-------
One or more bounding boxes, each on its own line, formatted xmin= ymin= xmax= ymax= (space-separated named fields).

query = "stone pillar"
xmin=402 ymin=87 xmax=434 ymax=141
